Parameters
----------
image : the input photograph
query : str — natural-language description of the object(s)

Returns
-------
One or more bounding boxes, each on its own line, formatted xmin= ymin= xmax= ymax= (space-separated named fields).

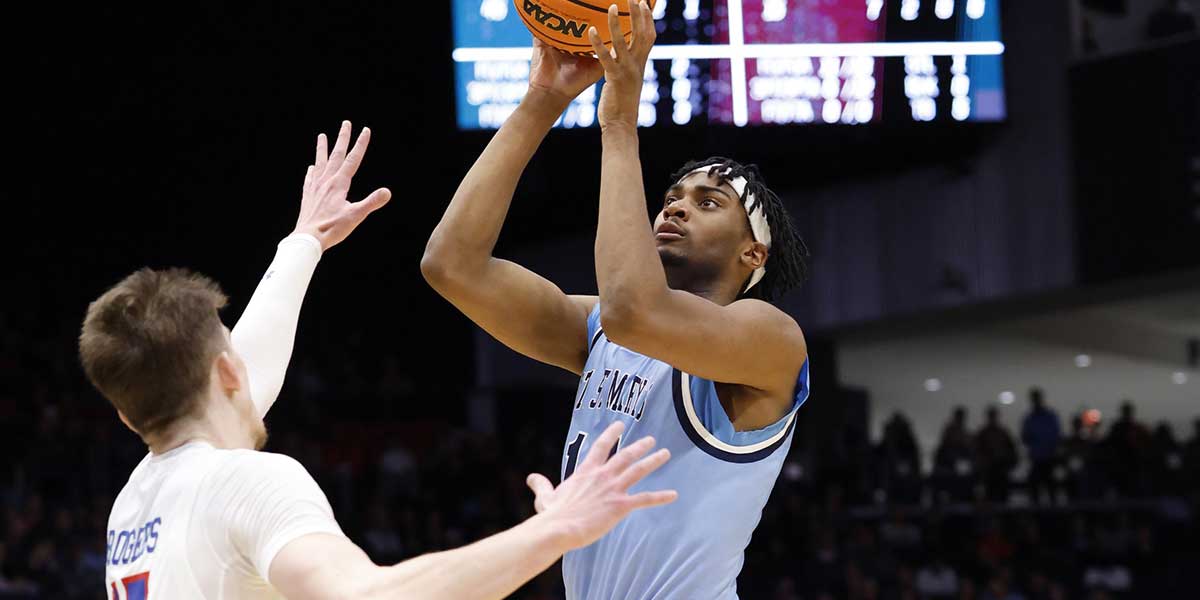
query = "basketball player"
xmin=421 ymin=2 xmax=811 ymax=597
xmin=82 ymin=121 xmax=676 ymax=599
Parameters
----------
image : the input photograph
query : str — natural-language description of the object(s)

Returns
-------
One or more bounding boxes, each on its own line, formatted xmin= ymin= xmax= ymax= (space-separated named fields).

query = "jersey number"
xmin=110 ymin=572 xmax=149 ymax=600
xmin=563 ymin=431 xmax=620 ymax=479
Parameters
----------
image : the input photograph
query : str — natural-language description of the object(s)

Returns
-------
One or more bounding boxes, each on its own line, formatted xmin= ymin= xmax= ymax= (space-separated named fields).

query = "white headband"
xmin=681 ymin=166 xmax=772 ymax=292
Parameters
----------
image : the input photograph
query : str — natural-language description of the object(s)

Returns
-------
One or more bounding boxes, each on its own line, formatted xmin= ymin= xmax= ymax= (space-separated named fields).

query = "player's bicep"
xmin=606 ymin=295 xmax=806 ymax=388
xmin=269 ymin=534 xmax=379 ymax=600
xmin=432 ymin=257 xmax=596 ymax=374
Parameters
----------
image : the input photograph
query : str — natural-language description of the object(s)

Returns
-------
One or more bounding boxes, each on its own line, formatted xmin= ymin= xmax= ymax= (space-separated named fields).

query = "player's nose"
xmin=663 ymin=199 xmax=688 ymax=221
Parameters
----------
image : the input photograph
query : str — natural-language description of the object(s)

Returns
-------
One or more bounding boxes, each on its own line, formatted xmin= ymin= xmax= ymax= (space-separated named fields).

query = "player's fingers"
xmin=314 ymin=133 xmax=328 ymax=176
xmin=588 ymin=27 xmax=616 ymax=70
xmin=325 ymin=120 xmax=353 ymax=175
xmin=338 ymin=127 xmax=371 ymax=179
xmin=624 ymin=489 xmax=678 ymax=511
xmin=526 ymin=473 xmax=555 ymax=513
xmin=627 ymin=0 xmax=642 ymax=50
xmin=580 ymin=421 xmax=625 ymax=472
xmin=303 ymin=165 xmax=315 ymax=192
xmin=353 ymin=188 xmax=392 ymax=217
xmin=602 ymin=435 xmax=655 ymax=476
xmin=614 ymin=447 xmax=670 ymax=491
xmin=607 ymin=5 xmax=626 ymax=58
xmin=638 ymin=1 xmax=656 ymax=54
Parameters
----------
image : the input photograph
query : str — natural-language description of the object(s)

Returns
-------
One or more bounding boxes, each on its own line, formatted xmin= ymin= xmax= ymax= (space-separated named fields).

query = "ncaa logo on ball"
xmin=521 ymin=0 xmax=589 ymax=39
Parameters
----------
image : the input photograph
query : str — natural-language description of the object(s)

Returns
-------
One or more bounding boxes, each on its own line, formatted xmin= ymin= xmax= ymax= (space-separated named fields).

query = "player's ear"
xmin=214 ymin=352 xmax=243 ymax=397
xmin=741 ymin=241 xmax=768 ymax=272
xmin=117 ymin=411 xmax=137 ymax=434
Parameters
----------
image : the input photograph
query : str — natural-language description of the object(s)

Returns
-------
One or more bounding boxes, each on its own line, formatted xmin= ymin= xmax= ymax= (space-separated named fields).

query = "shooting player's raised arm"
xmin=421 ymin=42 xmax=605 ymax=375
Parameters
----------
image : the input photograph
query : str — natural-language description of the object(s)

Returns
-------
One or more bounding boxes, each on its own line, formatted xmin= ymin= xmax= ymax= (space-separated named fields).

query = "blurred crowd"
xmin=844 ymin=390 xmax=1200 ymax=509
xmin=1 ymin=308 xmax=1199 ymax=599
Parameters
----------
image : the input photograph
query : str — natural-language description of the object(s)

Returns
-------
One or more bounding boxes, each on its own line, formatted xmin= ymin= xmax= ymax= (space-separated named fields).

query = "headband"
xmin=680 ymin=166 xmax=772 ymax=292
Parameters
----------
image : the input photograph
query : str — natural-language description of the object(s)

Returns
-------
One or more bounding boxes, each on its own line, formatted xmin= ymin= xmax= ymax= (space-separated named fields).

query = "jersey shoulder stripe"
xmin=671 ymin=362 xmax=808 ymax=463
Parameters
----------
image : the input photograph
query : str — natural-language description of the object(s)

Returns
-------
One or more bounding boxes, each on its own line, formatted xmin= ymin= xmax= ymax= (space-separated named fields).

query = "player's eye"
xmin=700 ymin=198 xmax=718 ymax=208
xmin=664 ymin=196 xmax=679 ymax=207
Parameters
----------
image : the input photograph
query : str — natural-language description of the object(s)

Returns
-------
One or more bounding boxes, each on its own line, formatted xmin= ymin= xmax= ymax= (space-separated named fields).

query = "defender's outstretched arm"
xmin=233 ymin=121 xmax=391 ymax=417
xmin=270 ymin=423 xmax=676 ymax=600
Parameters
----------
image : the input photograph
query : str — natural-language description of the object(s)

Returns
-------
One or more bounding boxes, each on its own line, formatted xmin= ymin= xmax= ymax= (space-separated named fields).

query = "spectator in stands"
xmin=771 ymin=575 xmax=802 ymax=600
xmin=1146 ymin=0 xmax=1198 ymax=40
xmin=1021 ymin=388 xmax=1062 ymax=505
xmin=1149 ymin=422 xmax=1184 ymax=496
xmin=1062 ymin=414 xmax=1101 ymax=501
xmin=1103 ymin=401 xmax=1152 ymax=497
xmin=361 ymin=500 xmax=404 ymax=565
xmin=976 ymin=407 xmax=1019 ymax=504
xmin=916 ymin=554 xmax=960 ymax=599
xmin=977 ymin=517 xmax=1016 ymax=572
xmin=877 ymin=412 xmax=923 ymax=505
xmin=934 ymin=406 xmax=976 ymax=504
xmin=806 ymin=528 xmax=845 ymax=598
xmin=959 ymin=579 xmax=978 ymax=600
xmin=895 ymin=564 xmax=920 ymax=600
xmin=879 ymin=509 xmax=923 ymax=552
xmin=1184 ymin=418 xmax=1200 ymax=494
xmin=1024 ymin=571 xmax=1063 ymax=600
xmin=980 ymin=569 xmax=1026 ymax=600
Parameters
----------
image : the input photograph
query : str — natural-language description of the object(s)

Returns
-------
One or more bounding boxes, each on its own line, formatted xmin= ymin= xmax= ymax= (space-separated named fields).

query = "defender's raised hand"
xmin=294 ymin=121 xmax=391 ymax=251
xmin=525 ymin=422 xmax=677 ymax=550
xmin=589 ymin=1 xmax=656 ymax=130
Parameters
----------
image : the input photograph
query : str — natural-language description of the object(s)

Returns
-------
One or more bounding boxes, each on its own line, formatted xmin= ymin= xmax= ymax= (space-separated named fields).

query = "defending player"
xmin=422 ymin=2 xmax=811 ymax=597
xmin=83 ymin=121 xmax=676 ymax=600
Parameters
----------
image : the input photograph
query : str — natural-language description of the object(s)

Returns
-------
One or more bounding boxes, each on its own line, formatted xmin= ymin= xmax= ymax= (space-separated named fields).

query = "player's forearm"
xmin=422 ymin=92 xmax=565 ymax=277
xmin=370 ymin=513 xmax=570 ymax=600
xmin=595 ymin=123 xmax=669 ymax=321
xmin=230 ymin=234 xmax=322 ymax=418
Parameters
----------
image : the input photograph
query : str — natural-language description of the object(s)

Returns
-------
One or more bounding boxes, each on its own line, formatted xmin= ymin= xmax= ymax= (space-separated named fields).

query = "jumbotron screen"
xmin=452 ymin=1 xmax=1006 ymax=129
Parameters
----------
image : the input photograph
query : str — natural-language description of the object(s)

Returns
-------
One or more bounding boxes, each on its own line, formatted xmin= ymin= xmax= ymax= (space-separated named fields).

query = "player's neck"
xmin=664 ymin=267 xmax=741 ymax=306
xmin=144 ymin=403 xmax=250 ymax=455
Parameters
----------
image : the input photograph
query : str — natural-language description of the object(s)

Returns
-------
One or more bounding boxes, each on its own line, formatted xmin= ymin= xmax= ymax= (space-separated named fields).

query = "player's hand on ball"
xmin=293 ymin=120 xmax=391 ymax=251
xmin=525 ymin=421 xmax=677 ymax=550
xmin=526 ymin=39 xmax=605 ymax=109
xmin=589 ymin=1 xmax=656 ymax=130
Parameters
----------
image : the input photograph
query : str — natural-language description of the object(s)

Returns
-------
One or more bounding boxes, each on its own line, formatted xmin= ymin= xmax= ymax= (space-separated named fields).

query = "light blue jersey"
xmin=561 ymin=305 xmax=810 ymax=600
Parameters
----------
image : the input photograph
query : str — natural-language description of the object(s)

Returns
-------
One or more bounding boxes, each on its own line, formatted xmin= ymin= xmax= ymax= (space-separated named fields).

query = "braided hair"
xmin=669 ymin=157 xmax=810 ymax=302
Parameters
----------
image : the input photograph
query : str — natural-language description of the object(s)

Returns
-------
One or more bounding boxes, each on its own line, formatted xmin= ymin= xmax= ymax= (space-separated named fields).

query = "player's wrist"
xmin=282 ymin=231 xmax=325 ymax=256
xmin=525 ymin=511 xmax=581 ymax=554
xmin=599 ymin=118 xmax=639 ymax=137
xmin=520 ymin=87 xmax=574 ymax=118
xmin=286 ymin=225 xmax=328 ymax=252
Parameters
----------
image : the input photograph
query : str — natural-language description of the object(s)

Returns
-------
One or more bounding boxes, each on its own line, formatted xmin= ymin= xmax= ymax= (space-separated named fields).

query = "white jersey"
xmin=104 ymin=442 xmax=344 ymax=600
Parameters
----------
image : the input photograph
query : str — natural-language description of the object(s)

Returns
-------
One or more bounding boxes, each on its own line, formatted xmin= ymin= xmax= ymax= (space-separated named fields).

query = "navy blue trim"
xmin=671 ymin=369 xmax=795 ymax=464
xmin=589 ymin=328 xmax=605 ymax=352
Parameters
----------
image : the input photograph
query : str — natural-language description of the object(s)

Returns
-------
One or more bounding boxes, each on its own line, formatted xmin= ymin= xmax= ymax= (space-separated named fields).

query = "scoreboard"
xmin=452 ymin=1 xmax=1006 ymax=129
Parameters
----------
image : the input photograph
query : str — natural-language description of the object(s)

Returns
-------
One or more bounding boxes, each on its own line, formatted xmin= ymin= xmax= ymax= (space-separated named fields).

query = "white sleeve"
xmin=203 ymin=452 xmax=346 ymax=585
xmin=231 ymin=234 xmax=323 ymax=418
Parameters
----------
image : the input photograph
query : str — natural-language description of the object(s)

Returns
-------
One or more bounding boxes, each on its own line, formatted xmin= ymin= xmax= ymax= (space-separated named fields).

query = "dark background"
xmin=8 ymin=0 xmax=1200 ymax=598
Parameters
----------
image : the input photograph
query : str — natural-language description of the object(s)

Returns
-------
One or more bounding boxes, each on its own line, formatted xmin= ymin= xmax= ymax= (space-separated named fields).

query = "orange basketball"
xmin=512 ymin=0 xmax=658 ymax=56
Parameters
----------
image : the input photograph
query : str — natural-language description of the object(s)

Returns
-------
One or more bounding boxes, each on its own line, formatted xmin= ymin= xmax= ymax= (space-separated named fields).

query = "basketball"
xmin=513 ymin=0 xmax=658 ymax=55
